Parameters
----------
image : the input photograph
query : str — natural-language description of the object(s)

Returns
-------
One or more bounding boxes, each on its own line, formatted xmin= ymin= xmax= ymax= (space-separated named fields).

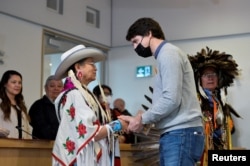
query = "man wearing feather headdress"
xmin=188 ymin=47 xmax=241 ymax=166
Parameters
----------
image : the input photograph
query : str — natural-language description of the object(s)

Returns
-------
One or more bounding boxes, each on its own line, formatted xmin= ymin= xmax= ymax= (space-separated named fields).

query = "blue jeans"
xmin=159 ymin=126 xmax=204 ymax=166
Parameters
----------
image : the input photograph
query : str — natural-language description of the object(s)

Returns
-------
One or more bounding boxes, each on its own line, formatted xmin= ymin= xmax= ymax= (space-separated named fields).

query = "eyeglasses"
xmin=202 ymin=73 xmax=217 ymax=79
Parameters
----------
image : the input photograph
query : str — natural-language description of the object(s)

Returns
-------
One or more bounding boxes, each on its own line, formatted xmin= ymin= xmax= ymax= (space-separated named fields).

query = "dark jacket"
xmin=29 ymin=95 xmax=59 ymax=140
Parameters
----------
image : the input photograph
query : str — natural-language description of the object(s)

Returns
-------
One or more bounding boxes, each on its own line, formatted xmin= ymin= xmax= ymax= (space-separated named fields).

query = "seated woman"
xmin=52 ymin=45 xmax=128 ymax=166
xmin=0 ymin=70 xmax=31 ymax=139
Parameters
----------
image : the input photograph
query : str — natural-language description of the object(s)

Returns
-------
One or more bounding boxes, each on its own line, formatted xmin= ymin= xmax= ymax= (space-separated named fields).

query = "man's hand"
xmin=119 ymin=112 xmax=144 ymax=133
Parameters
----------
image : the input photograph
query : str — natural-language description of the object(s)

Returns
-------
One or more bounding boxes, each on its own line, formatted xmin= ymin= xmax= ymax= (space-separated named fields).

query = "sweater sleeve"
xmin=142 ymin=46 xmax=184 ymax=124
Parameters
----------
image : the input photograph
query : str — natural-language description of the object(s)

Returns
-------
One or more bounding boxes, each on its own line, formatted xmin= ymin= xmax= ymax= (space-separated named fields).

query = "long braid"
xmin=68 ymin=70 xmax=108 ymax=123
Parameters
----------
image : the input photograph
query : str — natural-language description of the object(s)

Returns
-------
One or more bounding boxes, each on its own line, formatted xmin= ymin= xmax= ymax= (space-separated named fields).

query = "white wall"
xmin=105 ymin=46 xmax=156 ymax=113
xmin=0 ymin=0 xmax=112 ymax=47
xmin=0 ymin=14 xmax=42 ymax=108
xmin=108 ymin=34 xmax=250 ymax=149
xmin=112 ymin=0 xmax=250 ymax=47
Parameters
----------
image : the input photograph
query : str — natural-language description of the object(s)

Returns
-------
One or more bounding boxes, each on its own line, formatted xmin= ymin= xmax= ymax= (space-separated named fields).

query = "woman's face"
xmin=76 ymin=57 xmax=97 ymax=85
xmin=201 ymin=67 xmax=218 ymax=91
xmin=99 ymin=88 xmax=112 ymax=104
xmin=5 ymin=74 xmax=22 ymax=97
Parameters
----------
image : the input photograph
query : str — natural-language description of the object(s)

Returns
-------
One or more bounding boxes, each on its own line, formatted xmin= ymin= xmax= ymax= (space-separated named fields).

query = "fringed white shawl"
xmin=52 ymin=70 xmax=118 ymax=166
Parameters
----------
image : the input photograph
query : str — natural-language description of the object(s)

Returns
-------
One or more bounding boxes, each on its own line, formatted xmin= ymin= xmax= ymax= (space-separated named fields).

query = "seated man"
xmin=113 ymin=98 xmax=132 ymax=118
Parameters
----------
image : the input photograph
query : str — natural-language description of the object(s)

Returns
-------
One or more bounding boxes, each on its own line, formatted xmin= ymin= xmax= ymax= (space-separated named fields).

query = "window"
xmin=86 ymin=6 xmax=100 ymax=28
xmin=47 ymin=0 xmax=63 ymax=14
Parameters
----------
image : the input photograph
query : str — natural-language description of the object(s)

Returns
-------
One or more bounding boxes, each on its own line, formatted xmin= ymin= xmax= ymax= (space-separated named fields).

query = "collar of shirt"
xmin=154 ymin=40 xmax=168 ymax=59
xmin=203 ymin=88 xmax=219 ymax=107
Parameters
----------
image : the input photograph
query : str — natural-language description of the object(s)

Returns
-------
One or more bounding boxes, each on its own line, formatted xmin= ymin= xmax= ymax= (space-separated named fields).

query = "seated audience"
xmin=0 ymin=70 xmax=31 ymax=139
xmin=113 ymin=98 xmax=132 ymax=118
xmin=29 ymin=75 xmax=63 ymax=140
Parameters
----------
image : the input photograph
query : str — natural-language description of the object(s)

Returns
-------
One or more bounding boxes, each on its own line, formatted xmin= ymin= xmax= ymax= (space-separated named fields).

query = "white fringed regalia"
xmin=52 ymin=71 xmax=119 ymax=166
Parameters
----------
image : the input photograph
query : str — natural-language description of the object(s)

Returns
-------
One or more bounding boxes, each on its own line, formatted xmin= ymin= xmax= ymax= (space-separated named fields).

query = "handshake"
xmin=116 ymin=110 xmax=147 ymax=134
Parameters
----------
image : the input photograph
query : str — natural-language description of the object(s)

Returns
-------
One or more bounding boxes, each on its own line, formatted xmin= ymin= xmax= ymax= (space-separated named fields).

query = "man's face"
xmin=201 ymin=67 xmax=218 ymax=91
xmin=45 ymin=80 xmax=63 ymax=101
xmin=130 ymin=35 xmax=142 ymax=49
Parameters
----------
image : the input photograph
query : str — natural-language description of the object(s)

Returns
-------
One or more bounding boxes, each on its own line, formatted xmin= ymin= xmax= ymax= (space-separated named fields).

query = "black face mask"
xmin=135 ymin=43 xmax=152 ymax=58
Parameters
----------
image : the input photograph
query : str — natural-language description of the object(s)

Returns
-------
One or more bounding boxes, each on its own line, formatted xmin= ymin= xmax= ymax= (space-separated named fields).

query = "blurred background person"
xmin=93 ymin=84 xmax=113 ymax=110
xmin=29 ymin=75 xmax=63 ymax=140
xmin=0 ymin=70 xmax=31 ymax=139
xmin=113 ymin=98 xmax=132 ymax=117
xmin=93 ymin=85 xmax=133 ymax=143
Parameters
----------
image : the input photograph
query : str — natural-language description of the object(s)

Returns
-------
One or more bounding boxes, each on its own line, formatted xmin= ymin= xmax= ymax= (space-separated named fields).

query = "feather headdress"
xmin=188 ymin=46 xmax=239 ymax=91
xmin=188 ymin=46 xmax=241 ymax=118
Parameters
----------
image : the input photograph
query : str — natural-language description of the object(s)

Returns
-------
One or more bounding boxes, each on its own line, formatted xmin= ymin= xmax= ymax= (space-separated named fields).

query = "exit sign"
xmin=136 ymin=65 xmax=153 ymax=78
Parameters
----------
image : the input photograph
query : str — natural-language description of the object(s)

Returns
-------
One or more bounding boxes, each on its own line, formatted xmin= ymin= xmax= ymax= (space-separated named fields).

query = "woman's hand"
xmin=118 ymin=119 xmax=129 ymax=132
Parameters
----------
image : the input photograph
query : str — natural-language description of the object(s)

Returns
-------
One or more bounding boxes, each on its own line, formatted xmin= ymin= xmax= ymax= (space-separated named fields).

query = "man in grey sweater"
xmin=119 ymin=17 xmax=204 ymax=166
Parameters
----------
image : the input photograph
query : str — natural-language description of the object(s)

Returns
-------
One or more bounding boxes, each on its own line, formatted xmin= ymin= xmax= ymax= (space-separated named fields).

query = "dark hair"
xmin=93 ymin=84 xmax=112 ymax=98
xmin=0 ymin=70 xmax=28 ymax=121
xmin=67 ymin=58 xmax=87 ymax=76
xmin=126 ymin=17 xmax=165 ymax=41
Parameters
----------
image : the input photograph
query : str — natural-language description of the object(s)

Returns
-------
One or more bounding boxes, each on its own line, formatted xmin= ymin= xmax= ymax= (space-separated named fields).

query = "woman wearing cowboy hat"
xmin=52 ymin=45 xmax=128 ymax=166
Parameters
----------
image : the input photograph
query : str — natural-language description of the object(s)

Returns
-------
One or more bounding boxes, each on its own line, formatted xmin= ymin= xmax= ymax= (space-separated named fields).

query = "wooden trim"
xmin=0 ymin=138 xmax=54 ymax=149
xmin=0 ymin=139 xmax=144 ymax=166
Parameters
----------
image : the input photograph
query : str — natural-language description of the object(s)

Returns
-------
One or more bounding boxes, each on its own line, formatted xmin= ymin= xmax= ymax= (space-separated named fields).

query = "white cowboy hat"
xmin=55 ymin=45 xmax=105 ymax=79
